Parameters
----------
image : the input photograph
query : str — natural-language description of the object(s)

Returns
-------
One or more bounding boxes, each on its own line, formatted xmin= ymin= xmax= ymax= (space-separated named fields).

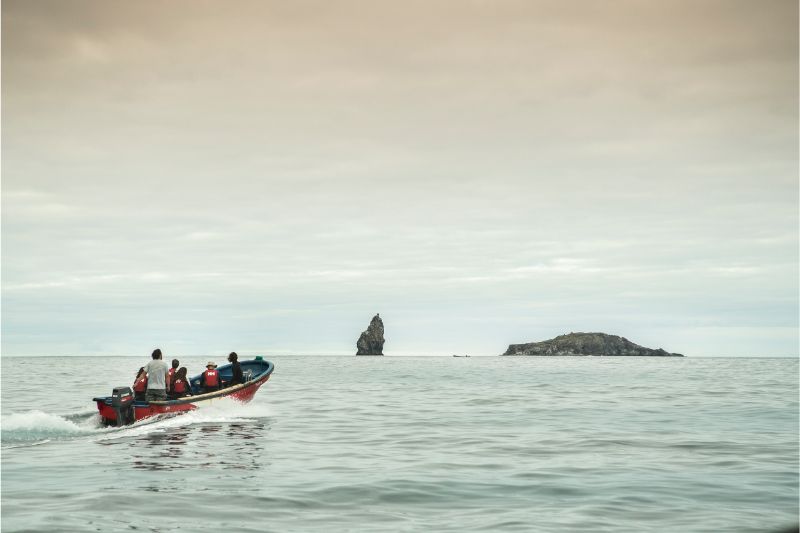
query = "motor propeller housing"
xmin=110 ymin=386 xmax=135 ymax=426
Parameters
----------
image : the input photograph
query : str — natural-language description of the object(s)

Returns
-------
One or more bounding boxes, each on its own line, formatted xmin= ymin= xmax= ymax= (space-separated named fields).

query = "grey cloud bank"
xmin=2 ymin=0 xmax=797 ymax=356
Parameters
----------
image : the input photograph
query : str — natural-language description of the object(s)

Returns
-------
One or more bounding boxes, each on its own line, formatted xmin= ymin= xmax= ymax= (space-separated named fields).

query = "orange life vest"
xmin=204 ymin=369 xmax=219 ymax=387
xmin=133 ymin=376 xmax=147 ymax=393
xmin=173 ymin=379 xmax=187 ymax=394
xmin=168 ymin=368 xmax=176 ymax=381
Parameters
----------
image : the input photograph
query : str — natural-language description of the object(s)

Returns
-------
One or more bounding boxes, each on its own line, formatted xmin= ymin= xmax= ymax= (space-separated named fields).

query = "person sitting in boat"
xmin=167 ymin=359 xmax=179 ymax=392
xmin=144 ymin=348 xmax=170 ymax=402
xmin=226 ymin=352 xmax=244 ymax=387
xmin=170 ymin=367 xmax=193 ymax=399
xmin=200 ymin=362 xmax=221 ymax=394
xmin=133 ymin=367 xmax=148 ymax=401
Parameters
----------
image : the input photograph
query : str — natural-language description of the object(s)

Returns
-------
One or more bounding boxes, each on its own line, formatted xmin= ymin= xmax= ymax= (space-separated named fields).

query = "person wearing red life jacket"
xmin=201 ymin=362 xmax=221 ymax=394
xmin=132 ymin=367 xmax=148 ymax=401
xmin=169 ymin=367 xmax=193 ymax=399
xmin=167 ymin=359 xmax=179 ymax=392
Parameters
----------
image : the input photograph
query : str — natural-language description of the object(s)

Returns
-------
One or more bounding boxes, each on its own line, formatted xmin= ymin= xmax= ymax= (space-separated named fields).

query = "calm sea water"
xmin=1 ymin=356 xmax=797 ymax=532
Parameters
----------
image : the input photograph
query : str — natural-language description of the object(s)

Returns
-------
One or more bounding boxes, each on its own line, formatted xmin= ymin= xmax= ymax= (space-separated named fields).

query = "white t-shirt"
xmin=144 ymin=359 xmax=168 ymax=390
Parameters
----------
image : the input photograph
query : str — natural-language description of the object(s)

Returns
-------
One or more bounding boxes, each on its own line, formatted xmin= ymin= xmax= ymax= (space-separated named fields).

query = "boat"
xmin=93 ymin=357 xmax=275 ymax=427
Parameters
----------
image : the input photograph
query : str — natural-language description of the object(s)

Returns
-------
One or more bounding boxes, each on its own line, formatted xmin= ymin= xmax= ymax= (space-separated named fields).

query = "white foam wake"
xmin=2 ymin=398 xmax=273 ymax=446
xmin=1 ymin=410 xmax=106 ymax=444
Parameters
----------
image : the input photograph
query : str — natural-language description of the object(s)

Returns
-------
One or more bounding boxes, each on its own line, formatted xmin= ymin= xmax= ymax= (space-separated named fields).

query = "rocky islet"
xmin=503 ymin=332 xmax=683 ymax=357
xmin=356 ymin=314 xmax=385 ymax=356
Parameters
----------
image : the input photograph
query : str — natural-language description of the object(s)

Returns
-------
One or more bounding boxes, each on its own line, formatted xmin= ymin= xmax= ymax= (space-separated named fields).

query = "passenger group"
xmin=133 ymin=349 xmax=246 ymax=402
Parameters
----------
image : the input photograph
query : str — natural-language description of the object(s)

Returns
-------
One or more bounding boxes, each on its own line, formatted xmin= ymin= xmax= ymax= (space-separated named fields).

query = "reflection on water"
xmin=223 ymin=423 xmax=268 ymax=472
xmin=200 ymin=424 xmax=221 ymax=435
xmin=228 ymin=422 xmax=265 ymax=441
xmin=128 ymin=421 xmax=270 ymax=472
xmin=131 ymin=427 xmax=192 ymax=470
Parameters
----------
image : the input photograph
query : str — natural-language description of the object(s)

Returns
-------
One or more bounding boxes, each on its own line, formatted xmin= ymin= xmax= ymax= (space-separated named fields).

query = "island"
xmin=356 ymin=314 xmax=385 ymax=355
xmin=502 ymin=332 xmax=684 ymax=357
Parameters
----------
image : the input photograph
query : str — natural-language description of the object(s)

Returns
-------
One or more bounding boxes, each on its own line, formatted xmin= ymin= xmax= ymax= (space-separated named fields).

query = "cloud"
xmin=1 ymin=0 xmax=797 ymax=356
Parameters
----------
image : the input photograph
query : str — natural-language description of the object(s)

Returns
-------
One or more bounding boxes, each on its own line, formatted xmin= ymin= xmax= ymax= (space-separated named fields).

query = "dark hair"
xmin=152 ymin=348 xmax=162 ymax=360
xmin=136 ymin=366 xmax=145 ymax=378
xmin=176 ymin=367 xmax=188 ymax=380
xmin=228 ymin=352 xmax=238 ymax=362
xmin=172 ymin=359 xmax=179 ymax=369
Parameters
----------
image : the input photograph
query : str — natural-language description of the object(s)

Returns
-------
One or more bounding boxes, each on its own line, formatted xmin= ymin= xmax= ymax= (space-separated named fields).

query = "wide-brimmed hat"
xmin=206 ymin=361 xmax=217 ymax=368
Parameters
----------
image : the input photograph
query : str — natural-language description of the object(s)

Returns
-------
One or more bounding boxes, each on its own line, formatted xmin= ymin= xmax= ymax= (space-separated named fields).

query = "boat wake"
xmin=1 ymin=399 xmax=273 ymax=448
xmin=1 ymin=410 xmax=106 ymax=447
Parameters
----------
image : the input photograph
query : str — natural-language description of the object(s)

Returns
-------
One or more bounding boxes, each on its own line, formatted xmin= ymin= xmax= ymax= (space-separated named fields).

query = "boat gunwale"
xmin=93 ymin=359 xmax=274 ymax=406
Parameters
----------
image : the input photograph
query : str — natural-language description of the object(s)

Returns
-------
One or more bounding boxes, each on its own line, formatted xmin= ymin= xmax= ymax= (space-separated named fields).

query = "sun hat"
xmin=206 ymin=361 xmax=217 ymax=368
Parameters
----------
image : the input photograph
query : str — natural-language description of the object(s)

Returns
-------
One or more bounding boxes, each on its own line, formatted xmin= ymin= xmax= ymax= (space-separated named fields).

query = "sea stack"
xmin=356 ymin=314 xmax=385 ymax=356
xmin=502 ymin=332 xmax=683 ymax=356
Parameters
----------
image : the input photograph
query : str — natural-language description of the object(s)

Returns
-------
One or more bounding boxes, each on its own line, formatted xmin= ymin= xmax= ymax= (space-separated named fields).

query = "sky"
xmin=2 ymin=0 xmax=798 ymax=357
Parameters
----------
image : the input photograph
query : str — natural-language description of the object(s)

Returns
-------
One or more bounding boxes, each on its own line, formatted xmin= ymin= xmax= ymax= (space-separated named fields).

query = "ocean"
xmin=1 ymin=355 xmax=797 ymax=532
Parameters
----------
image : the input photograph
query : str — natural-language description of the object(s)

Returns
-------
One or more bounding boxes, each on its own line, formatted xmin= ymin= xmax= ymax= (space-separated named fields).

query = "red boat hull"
xmin=95 ymin=399 xmax=199 ymax=423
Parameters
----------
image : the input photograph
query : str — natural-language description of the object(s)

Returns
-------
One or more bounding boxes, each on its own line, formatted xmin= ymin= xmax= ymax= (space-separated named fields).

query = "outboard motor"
xmin=111 ymin=386 xmax=135 ymax=426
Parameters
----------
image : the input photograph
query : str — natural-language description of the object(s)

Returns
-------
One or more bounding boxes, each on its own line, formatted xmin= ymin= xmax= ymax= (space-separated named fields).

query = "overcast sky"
xmin=2 ymin=0 xmax=797 ymax=357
